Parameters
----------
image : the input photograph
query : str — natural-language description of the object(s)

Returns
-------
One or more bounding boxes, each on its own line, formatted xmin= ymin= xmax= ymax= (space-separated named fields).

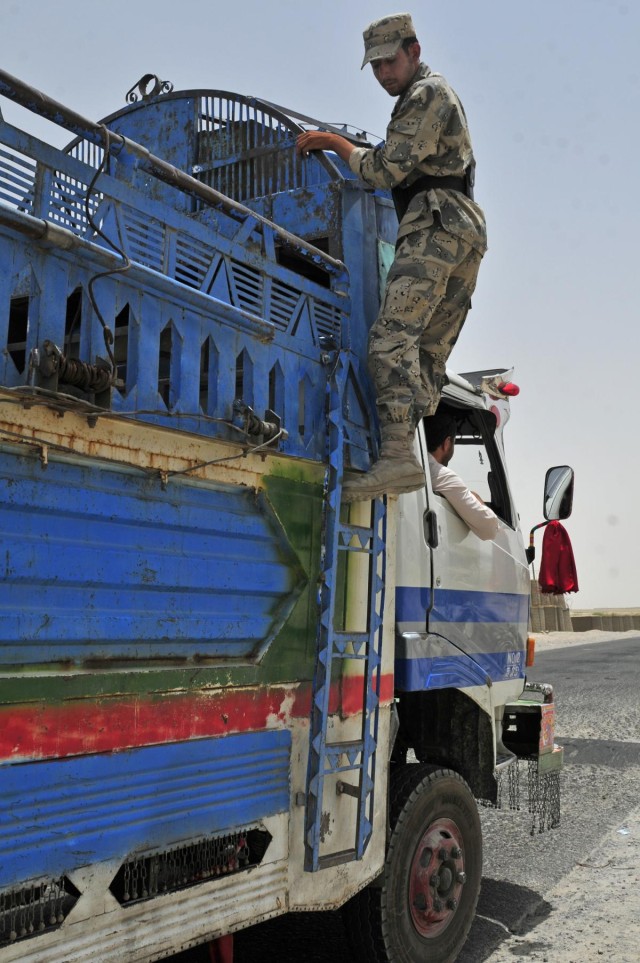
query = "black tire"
xmin=343 ymin=765 xmax=482 ymax=963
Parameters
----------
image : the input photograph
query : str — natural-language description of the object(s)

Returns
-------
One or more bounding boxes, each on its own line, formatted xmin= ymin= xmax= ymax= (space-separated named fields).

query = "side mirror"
xmin=543 ymin=465 xmax=574 ymax=521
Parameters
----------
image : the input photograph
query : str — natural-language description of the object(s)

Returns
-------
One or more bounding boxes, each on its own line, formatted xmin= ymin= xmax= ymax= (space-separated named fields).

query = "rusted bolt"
xmin=446 ymin=897 xmax=458 ymax=910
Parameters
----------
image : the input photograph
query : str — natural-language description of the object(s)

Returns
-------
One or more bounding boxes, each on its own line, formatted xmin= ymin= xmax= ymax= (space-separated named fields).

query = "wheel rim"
xmin=408 ymin=818 xmax=466 ymax=939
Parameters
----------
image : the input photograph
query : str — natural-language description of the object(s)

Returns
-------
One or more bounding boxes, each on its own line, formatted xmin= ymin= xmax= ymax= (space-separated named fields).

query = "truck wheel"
xmin=344 ymin=765 xmax=482 ymax=963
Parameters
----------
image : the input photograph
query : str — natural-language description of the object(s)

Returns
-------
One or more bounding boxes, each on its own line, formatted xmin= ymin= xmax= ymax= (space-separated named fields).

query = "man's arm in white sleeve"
xmin=429 ymin=459 xmax=500 ymax=540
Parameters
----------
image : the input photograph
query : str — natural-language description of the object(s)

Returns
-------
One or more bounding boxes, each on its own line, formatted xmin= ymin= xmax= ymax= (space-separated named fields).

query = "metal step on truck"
xmin=0 ymin=71 xmax=572 ymax=963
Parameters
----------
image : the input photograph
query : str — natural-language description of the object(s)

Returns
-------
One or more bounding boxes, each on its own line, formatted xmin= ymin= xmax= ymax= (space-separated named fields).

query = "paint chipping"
xmin=319 ymin=810 xmax=331 ymax=843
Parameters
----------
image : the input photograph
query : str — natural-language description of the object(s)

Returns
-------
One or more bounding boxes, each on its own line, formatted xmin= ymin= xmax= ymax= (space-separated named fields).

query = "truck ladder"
xmin=304 ymin=351 xmax=387 ymax=872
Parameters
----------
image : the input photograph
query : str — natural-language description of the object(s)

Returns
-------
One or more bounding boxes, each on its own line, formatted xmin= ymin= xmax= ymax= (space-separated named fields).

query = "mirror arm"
xmin=527 ymin=520 xmax=550 ymax=566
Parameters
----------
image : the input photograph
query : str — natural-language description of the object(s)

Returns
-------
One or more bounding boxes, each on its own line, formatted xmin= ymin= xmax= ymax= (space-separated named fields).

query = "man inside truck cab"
xmin=296 ymin=12 xmax=487 ymax=502
xmin=425 ymin=412 xmax=499 ymax=541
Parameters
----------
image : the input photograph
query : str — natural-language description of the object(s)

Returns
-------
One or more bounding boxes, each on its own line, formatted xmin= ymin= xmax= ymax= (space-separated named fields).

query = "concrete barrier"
xmin=571 ymin=615 xmax=602 ymax=632
xmin=530 ymin=606 xmax=544 ymax=633
xmin=530 ymin=580 xmax=640 ymax=635
xmin=530 ymin=580 xmax=542 ymax=606
xmin=570 ymin=612 xmax=640 ymax=632
xmin=540 ymin=591 xmax=564 ymax=607
xmin=560 ymin=609 xmax=573 ymax=631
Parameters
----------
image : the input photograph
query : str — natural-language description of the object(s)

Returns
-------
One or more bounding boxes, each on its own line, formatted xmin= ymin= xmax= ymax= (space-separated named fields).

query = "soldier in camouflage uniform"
xmin=296 ymin=12 xmax=487 ymax=500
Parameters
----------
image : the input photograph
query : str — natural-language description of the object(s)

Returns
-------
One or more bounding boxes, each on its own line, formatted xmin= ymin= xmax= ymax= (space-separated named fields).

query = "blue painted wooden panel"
xmin=0 ymin=728 xmax=290 ymax=889
xmin=0 ymin=449 xmax=306 ymax=665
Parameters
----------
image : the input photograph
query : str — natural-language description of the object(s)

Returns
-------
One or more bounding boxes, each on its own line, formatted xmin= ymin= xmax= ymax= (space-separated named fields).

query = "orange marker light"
xmin=526 ymin=635 xmax=536 ymax=667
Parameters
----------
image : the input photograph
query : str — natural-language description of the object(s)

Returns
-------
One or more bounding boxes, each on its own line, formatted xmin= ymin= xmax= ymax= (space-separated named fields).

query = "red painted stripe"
xmin=0 ymin=674 xmax=394 ymax=762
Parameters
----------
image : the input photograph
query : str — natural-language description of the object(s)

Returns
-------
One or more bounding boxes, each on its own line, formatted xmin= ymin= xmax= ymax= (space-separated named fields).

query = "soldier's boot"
xmin=342 ymin=422 xmax=424 ymax=502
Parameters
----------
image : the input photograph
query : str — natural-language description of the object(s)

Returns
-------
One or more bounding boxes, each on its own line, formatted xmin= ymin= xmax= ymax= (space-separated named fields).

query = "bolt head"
xmin=447 ymin=897 xmax=458 ymax=910
xmin=457 ymin=871 xmax=467 ymax=884
xmin=438 ymin=848 xmax=448 ymax=861
xmin=451 ymin=846 xmax=462 ymax=858
xmin=430 ymin=873 xmax=440 ymax=888
xmin=433 ymin=898 xmax=443 ymax=912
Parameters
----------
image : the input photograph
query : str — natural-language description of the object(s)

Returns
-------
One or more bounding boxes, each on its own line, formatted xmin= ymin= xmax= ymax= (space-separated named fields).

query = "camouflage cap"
xmin=361 ymin=12 xmax=417 ymax=69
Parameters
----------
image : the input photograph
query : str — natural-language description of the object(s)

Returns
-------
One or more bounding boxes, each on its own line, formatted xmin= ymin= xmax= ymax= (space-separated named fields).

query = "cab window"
xmin=444 ymin=408 xmax=513 ymax=528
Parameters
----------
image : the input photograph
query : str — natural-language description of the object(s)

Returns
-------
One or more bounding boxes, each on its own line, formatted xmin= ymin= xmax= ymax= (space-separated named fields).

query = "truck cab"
xmin=394 ymin=371 xmax=531 ymax=787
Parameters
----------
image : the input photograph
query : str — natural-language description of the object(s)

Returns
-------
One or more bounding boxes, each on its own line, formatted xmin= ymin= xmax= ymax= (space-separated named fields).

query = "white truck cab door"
xmin=394 ymin=411 xmax=530 ymax=694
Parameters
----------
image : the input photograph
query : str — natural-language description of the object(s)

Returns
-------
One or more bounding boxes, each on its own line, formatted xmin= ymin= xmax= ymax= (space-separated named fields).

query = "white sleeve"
xmin=429 ymin=459 xmax=500 ymax=541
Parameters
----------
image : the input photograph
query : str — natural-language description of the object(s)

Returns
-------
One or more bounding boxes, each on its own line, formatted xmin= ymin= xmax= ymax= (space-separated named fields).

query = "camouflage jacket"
xmin=348 ymin=63 xmax=487 ymax=254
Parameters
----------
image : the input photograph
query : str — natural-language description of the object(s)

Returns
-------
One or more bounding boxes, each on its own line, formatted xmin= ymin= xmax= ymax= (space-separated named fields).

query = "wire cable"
xmin=84 ymin=126 xmax=132 ymax=375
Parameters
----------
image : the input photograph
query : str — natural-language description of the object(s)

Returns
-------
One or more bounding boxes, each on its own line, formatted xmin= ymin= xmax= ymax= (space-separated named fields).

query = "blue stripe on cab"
xmin=396 ymin=586 xmax=529 ymax=625
xmin=395 ymin=650 xmax=525 ymax=692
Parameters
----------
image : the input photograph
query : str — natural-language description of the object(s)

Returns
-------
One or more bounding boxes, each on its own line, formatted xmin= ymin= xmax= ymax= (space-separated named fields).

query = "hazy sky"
xmin=2 ymin=0 xmax=639 ymax=609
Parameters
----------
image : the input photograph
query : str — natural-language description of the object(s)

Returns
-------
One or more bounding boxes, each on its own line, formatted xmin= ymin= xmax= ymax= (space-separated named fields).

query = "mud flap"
xmin=500 ymin=682 xmax=563 ymax=833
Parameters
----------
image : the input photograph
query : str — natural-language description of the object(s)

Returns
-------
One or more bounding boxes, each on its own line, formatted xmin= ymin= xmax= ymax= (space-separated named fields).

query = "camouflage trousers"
xmin=368 ymin=224 xmax=483 ymax=426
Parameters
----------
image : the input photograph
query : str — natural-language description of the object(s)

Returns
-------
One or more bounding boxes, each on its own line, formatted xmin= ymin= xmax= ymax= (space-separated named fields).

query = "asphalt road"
xmin=169 ymin=634 xmax=640 ymax=963
xmin=459 ymin=634 xmax=640 ymax=961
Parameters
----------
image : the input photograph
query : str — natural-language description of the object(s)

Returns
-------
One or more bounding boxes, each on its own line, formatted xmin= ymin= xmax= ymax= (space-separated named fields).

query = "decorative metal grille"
xmin=314 ymin=301 xmax=343 ymax=340
xmin=0 ymin=877 xmax=79 ymax=946
xmin=175 ymin=235 xmax=218 ymax=289
xmin=194 ymin=92 xmax=342 ymax=204
xmin=0 ymin=144 xmax=36 ymax=211
xmin=229 ymin=258 xmax=264 ymax=314
xmin=121 ymin=206 xmax=166 ymax=271
xmin=67 ymin=138 xmax=105 ymax=171
xmin=48 ymin=171 xmax=98 ymax=232
xmin=110 ymin=827 xmax=271 ymax=905
xmin=269 ymin=281 xmax=301 ymax=331
xmin=196 ymin=95 xmax=308 ymax=202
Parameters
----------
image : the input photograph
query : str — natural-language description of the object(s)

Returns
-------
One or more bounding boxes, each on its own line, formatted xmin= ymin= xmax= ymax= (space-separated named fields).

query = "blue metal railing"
xmin=0 ymin=71 xmax=352 ymax=463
